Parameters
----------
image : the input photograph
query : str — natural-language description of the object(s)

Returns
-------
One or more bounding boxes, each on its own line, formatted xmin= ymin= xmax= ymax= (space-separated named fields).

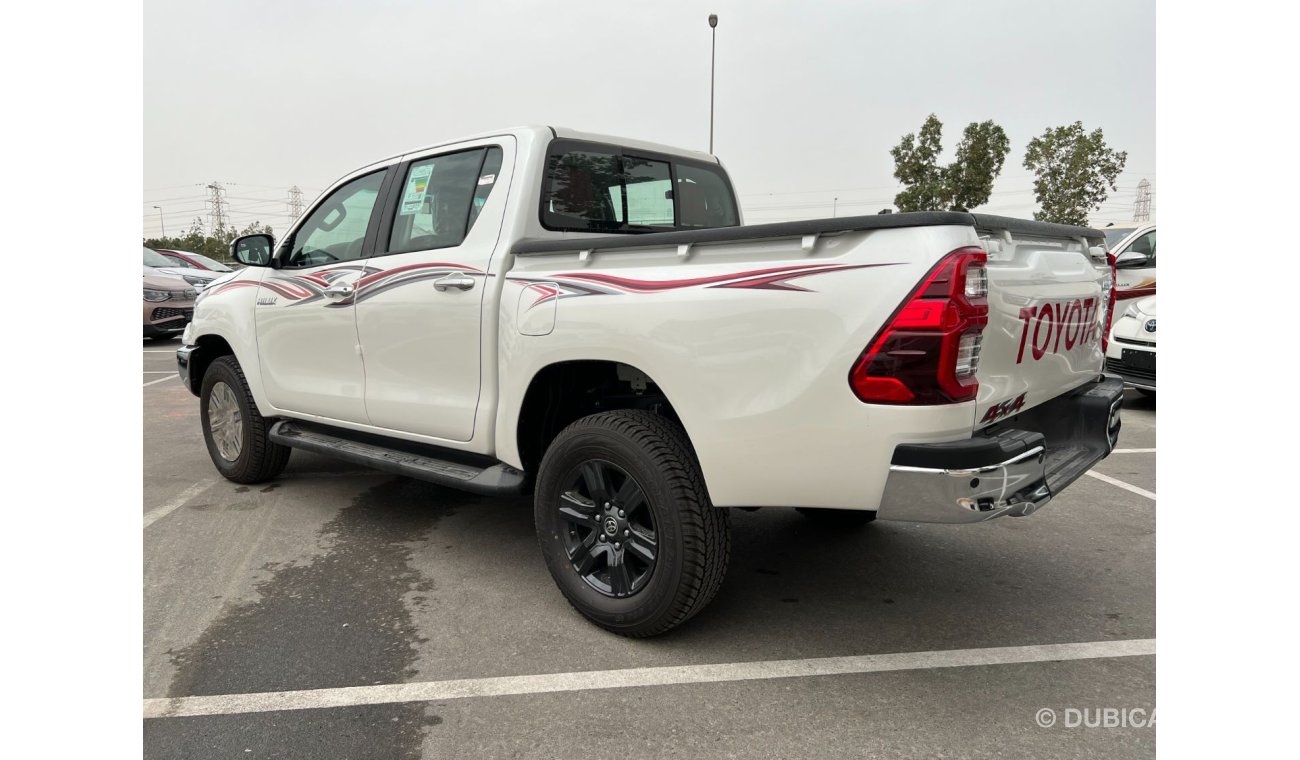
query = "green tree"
xmin=890 ymin=114 xmax=1011 ymax=212
xmin=144 ymin=220 xmax=276 ymax=264
xmin=1022 ymin=121 xmax=1127 ymax=225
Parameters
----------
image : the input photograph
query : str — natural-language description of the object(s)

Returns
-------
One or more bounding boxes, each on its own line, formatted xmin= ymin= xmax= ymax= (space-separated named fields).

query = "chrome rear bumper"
xmin=875 ymin=377 xmax=1124 ymax=524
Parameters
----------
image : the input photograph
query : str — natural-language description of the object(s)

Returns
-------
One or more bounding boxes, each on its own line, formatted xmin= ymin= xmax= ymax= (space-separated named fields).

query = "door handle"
xmin=323 ymin=284 xmax=354 ymax=299
xmin=434 ymin=273 xmax=476 ymax=292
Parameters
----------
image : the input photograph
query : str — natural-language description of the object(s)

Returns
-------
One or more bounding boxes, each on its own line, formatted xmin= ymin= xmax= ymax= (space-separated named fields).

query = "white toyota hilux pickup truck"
xmin=177 ymin=126 xmax=1123 ymax=636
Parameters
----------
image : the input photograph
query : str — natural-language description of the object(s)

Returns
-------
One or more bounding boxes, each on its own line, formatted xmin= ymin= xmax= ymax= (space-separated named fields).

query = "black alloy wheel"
xmin=557 ymin=459 xmax=658 ymax=598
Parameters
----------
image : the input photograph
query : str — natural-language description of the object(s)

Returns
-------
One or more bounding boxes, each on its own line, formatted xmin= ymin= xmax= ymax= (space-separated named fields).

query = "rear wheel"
xmin=796 ymin=507 xmax=877 ymax=526
xmin=200 ymin=356 xmax=290 ymax=483
xmin=534 ymin=410 xmax=730 ymax=637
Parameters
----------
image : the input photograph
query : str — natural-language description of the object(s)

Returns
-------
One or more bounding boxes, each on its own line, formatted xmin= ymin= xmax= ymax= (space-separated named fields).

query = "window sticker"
xmin=399 ymin=164 xmax=435 ymax=216
xmin=477 ymin=173 xmax=496 ymax=186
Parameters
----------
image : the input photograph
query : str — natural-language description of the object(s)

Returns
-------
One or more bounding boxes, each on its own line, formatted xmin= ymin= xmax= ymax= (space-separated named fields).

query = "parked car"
xmin=177 ymin=126 xmax=1122 ymax=636
xmin=1102 ymin=222 xmax=1155 ymax=306
xmin=1105 ymin=295 xmax=1156 ymax=396
xmin=155 ymin=248 xmax=235 ymax=273
xmin=143 ymin=272 xmax=197 ymax=340
xmin=144 ymin=246 xmax=217 ymax=291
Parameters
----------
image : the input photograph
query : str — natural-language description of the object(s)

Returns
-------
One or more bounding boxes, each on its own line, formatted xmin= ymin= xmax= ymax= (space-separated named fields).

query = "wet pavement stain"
xmin=153 ymin=477 xmax=457 ymax=760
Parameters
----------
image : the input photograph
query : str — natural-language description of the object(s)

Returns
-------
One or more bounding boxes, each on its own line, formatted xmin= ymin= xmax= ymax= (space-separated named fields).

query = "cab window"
xmin=388 ymin=147 xmax=502 ymax=255
xmin=541 ymin=140 xmax=739 ymax=233
xmin=1123 ymin=230 xmax=1157 ymax=265
xmin=285 ymin=171 xmax=385 ymax=268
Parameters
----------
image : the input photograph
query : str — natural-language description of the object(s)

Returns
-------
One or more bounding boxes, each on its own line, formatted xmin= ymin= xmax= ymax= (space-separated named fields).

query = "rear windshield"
xmin=541 ymin=140 xmax=739 ymax=233
xmin=142 ymin=247 xmax=172 ymax=267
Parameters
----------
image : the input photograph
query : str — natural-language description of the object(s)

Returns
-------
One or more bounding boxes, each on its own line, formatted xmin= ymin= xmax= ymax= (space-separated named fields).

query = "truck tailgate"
xmin=971 ymin=215 xmax=1111 ymax=428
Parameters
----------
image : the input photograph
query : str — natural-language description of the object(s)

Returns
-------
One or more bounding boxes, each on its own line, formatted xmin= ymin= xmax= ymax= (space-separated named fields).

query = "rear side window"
xmin=676 ymin=163 xmax=739 ymax=228
xmin=388 ymin=147 xmax=503 ymax=255
xmin=541 ymin=140 xmax=738 ymax=233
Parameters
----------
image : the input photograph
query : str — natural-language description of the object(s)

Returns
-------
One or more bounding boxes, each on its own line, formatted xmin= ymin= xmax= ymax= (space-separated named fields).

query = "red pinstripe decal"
xmin=554 ymin=264 xmax=846 ymax=292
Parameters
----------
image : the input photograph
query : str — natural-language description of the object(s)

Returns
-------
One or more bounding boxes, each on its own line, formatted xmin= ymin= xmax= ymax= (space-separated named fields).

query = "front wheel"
xmin=200 ymin=356 xmax=291 ymax=483
xmin=534 ymin=410 xmax=730 ymax=637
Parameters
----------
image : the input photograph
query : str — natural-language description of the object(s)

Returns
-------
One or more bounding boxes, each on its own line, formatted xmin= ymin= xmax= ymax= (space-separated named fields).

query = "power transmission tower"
xmin=288 ymin=185 xmax=305 ymax=225
xmin=1132 ymin=179 xmax=1151 ymax=222
xmin=206 ymin=182 xmax=228 ymax=234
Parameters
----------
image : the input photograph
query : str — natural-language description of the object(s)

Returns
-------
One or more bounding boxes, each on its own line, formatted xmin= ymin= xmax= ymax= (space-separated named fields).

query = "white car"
xmin=1105 ymin=295 xmax=1156 ymax=395
xmin=177 ymin=126 xmax=1124 ymax=635
xmin=144 ymin=246 xmax=217 ymax=291
xmin=1103 ymin=222 xmax=1156 ymax=307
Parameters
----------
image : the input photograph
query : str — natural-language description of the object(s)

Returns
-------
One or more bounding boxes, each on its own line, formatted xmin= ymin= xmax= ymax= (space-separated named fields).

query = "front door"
xmin=355 ymin=137 xmax=514 ymax=442
xmin=1115 ymin=228 xmax=1157 ymax=304
xmin=255 ymin=168 xmax=391 ymax=423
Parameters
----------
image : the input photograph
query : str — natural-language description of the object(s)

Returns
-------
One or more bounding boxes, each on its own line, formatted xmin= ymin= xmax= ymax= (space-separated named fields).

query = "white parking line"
xmin=143 ymin=376 xmax=175 ymax=387
xmin=143 ymin=479 xmax=216 ymax=529
xmin=1111 ymin=448 xmax=1156 ymax=454
xmin=143 ymin=638 xmax=1155 ymax=719
xmin=1085 ymin=470 xmax=1156 ymax=500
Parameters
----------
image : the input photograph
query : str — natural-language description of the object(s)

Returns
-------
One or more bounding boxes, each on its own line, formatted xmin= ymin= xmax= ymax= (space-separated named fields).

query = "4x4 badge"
xmin=980 ymin=392 xmax=1027 ymax=424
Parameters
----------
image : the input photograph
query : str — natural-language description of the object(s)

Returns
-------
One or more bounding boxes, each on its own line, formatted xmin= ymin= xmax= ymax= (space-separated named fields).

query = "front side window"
xmin=1124 ymin=230 xmax=1157 ymax=264
xmin=1104 ymin=227 xmax=1137 ymax=248
xmin=388 ymin=147 xmax=503 ymax=255
xmin=541 ymin=141 xmax=739 ymax=233
xmin=286 ymin=171 xmax=385 ymax=268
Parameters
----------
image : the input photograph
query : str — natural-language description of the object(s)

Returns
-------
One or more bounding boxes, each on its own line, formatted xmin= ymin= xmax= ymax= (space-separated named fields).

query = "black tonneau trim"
xmin=512 ymin=211 xmax=972 ymax=255
xmin=970 ymin=214 xmax=1104 ymax=242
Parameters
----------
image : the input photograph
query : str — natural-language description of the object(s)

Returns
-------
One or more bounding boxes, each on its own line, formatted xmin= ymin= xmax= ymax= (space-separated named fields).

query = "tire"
xmin=200 ymin=355 xmax=291 ymax=484
xmin=796 ymin=507 xmax=877 ymax=526
xmin=534 ymin=410 xmax=730 ymax=637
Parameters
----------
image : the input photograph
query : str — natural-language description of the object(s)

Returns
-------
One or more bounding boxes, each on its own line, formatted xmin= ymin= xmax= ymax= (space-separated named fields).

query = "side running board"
xmin=269 ymin=421 xmax=526 ymax=495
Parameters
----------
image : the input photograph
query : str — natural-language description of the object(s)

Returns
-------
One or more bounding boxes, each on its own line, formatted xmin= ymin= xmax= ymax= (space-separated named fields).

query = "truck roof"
xmin=376 ymin=126 xmax=719 ymax=170
xmin=550 ymin=126 xmax=719 ymax=164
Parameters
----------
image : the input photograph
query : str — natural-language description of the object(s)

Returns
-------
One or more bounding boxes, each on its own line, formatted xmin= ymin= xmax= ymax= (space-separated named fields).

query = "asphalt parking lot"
xmin=143 ymin=336 xmax=1156 ymax=759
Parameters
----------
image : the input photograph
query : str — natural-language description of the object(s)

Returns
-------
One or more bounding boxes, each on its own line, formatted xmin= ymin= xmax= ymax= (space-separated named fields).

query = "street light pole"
xmin=708 ymin=13 xmax=718 ymax=154
xmin=154 ymin=205 xmax=165 ymax=237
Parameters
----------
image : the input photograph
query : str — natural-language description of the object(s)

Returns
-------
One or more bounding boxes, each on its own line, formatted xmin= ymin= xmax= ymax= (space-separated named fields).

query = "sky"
xmin=143 ymin=0 xmax=1155 ymax=238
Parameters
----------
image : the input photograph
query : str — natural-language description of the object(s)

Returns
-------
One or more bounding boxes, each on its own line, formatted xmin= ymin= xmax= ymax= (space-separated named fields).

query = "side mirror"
xmin=1115 ymin=250 xmax=1150 ymax=269
xmin=232 ymin=234 xmax=274 ymax=267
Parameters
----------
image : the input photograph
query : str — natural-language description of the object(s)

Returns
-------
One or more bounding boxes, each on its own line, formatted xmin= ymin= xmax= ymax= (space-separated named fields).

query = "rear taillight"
xmin=849 ymin=247 xmax=989 ymax=405
xmin=1100 ymin=252 xmax=1117 ymax=352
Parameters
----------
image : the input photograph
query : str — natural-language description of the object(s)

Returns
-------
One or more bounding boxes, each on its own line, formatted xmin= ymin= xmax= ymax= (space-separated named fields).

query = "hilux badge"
xmin=257 ymin=296 xmax=278 ymax=306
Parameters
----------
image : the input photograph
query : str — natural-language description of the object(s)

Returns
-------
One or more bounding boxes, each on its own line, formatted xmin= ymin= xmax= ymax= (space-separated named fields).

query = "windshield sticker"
xmin=477 ymin=174 xmax=496 ymax=186
xmin=399 ymin=164 xmax=435 ymax=215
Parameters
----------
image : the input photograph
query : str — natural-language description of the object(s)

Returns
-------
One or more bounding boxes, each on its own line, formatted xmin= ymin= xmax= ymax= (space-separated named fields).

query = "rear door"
xmin=354 ymin=136 xmax=515 ymax=442
xmin=972 ymin=218 xmax=1110 ymax=428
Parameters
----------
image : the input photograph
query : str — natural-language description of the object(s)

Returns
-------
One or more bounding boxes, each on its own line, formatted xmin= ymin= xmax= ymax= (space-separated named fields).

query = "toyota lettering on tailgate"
xmin=1016 ymin=298 xmax=1100 ymax=364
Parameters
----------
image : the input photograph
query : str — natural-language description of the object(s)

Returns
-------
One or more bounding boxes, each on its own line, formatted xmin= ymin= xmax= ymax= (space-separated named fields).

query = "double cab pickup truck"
xmin=177 ymin=126 xmax=1123 ymax=636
